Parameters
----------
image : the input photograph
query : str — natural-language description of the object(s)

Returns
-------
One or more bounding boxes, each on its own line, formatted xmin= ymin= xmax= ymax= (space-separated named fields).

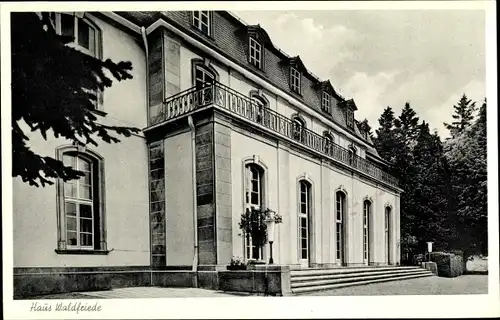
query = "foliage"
xmin=228 ymin=256 xmax=247 ymax=270
xmin=11 ymin=12 xmax=140 ymax=187
xmin=444 ymin=93 xmax=477 ymax=138
xmin=238 ymin=207 xmax=281 ymax=251
xmin=430 ymin=252 xmax=464 ymax=277
xmin=373 ymin=95 xmax=487 ymax=264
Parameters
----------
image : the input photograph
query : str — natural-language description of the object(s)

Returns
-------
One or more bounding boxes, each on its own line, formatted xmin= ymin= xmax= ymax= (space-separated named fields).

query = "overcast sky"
xmin=232 ymin=10 xmax=486 ymax=139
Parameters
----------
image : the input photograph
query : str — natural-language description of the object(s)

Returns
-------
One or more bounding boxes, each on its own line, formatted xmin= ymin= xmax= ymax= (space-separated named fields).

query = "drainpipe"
xmin=188 ymin=115 xmax=199 ymax=287
xmin=140 ymin=26 xmax=152 ymax=284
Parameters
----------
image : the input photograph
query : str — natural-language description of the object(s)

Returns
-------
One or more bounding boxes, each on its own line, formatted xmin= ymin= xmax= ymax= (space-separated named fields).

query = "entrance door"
xmin=385 ymin=207 xmax=391 ymax=265
xmin=363 ymin=200 xmax=371 ymax=265
xmin=298 ymin=181 xmax=311 ymax=268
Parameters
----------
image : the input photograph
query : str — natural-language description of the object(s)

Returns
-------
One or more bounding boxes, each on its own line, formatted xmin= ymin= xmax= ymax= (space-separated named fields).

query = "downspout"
xmin=140 ymin=26 xmax=152 ymax=284
xmin=188 ymin=115 xmax=199 ymax=287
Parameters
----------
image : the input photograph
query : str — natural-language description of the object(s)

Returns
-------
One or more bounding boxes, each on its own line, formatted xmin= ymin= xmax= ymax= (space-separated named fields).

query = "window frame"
xmin=346 ymin=108 xmax=355 ymax=129
xmin=322 ymin=92 xmax=331 ymax=113
xmin=335 ymin=191 xmax=346 ymax=264
xmin=292 ymin=116 xmax=305 ymax=142
xmin=298 ymin=180 xmax=311 ymax=261
xmin=244 ymin=163 xmax=265 ymax=261
xmin=290 ymin=67 xmax=301 ymax=94
xmin=55 ymin=145 xmax=107 ymax=254
xmin=192 ymin=11 xmax=212 ymax=36
xmin=249 ymin=37 xmax=263 ymax=69
xmin=363 ymin=200 xmax=371 ymax=264
xmin=50 ymin=12 xmax=103 ymax=110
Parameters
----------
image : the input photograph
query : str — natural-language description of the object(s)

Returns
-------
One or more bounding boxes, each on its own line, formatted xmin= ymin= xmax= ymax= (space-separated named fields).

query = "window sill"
xmin=55 ymin=249 xmax=110 ymax=255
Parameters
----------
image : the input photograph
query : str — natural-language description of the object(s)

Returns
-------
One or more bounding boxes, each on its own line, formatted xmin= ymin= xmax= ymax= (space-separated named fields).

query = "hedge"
xmin=430 ymin=252 xmax=464 ymax=277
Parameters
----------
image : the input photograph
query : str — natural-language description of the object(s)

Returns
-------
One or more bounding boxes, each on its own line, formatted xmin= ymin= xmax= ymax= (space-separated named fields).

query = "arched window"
xmin=298 ymin=180 xmax=312 ymax=262
xmin=335 ymin=191 xmax=347 ymax=264
xmin=194 ymin=64 xmax=216 ymax=90
xmin=363 ymin=200 xmax=372 ymax=264
xmin=292 ymin=116 xmax=305 ymax=142
xmin=323 ymin=132 xmax=334 ymax=155
xmin=244 ymin=163 xmax=265 ymax=260
xmin=385 ymin=206 xmax=392 ymax=265
xmin=250 ymin=92 xmax=269 ymax=124
xmin=56 ymin=146 xmax=105 ymax=252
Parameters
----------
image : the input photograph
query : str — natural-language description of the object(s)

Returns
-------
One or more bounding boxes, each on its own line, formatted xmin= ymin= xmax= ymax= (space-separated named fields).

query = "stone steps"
xmin=290 ymin=266 xmax=434 ymax=294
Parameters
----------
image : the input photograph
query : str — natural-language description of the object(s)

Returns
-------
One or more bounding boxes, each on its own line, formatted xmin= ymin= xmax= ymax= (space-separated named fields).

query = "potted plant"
xmin=238 ymin=207 xmax=282 ymax=265
xmin=227 ymin=256 xmax=247 ymax=270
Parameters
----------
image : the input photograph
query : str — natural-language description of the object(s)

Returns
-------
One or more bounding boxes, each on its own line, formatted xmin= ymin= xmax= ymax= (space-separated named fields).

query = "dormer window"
xmin=322 ymin=92 xmax=331 ymax=113
xmin=249 ymin=37 xmax=262 ymax=69
xmin=193 ymin=11 xmax=211 ymax=35
xmin=346 ymin=108 xmax=354 ymax=129
xmin=290 ymin=67 xmax=301 ymax=94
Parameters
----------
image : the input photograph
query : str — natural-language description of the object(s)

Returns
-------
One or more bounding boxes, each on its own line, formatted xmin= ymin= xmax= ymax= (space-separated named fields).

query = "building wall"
xmin=164 ymin=131 xmax=195 ymax=266
xmin=229 ymin=126 xmax=400 ymax=267
xmin=13 ymin=14 xmax=149 ymax=268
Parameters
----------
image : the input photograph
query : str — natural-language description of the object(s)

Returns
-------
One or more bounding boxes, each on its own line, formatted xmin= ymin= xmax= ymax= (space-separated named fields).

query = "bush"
xmin=227 ymin=256 xmax=247 ymax=270
xmin=430 ymin=252 xmax=464 ymax=277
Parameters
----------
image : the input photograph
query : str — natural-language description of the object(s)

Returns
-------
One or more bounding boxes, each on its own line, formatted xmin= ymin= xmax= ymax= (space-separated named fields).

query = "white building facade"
xmin=13 ymin=10 xmax=402 ymax=297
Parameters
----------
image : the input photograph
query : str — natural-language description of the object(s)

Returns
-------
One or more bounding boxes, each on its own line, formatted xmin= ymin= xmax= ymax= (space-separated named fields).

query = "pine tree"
xmin=374 ymin=107 xmax=397 ymax=165
xmin=444 ymin=97 xmax=487 ymax=260
xmin=358 ymin=118 xmax=374 ymax=140
xmin=394 ymin=102 xmax=420 ymax=146
xmin=444 ymin=94 xmax=477 ymax=138
xmin=12 ymin=12 xmax=140 ymax=187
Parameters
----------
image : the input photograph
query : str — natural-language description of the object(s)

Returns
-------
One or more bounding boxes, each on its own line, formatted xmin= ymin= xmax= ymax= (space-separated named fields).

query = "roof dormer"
xmin=339 ymin=98 xmax=358 ymax=130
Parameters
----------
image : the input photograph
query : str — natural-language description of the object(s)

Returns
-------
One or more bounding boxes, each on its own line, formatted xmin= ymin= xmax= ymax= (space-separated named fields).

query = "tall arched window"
xmin=292 ymin=116 xmax=305 ymax=142
xmin=298 ymin=180 xmax=312 ymax=263
xmin=385 ymin=206 xmax=392 ymax=265
xmin=56 ymin=147 xmax=106 ymax=252
xmin=245 ymin=163 xmax=265 ymax=260
xmin=363 ymin=200 xmax=372 ymax=264
xmin=336 ymin=191 xmax=347 ymax=264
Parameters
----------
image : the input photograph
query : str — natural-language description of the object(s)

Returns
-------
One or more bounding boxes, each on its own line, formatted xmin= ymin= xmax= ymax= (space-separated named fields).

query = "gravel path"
xmin=300 ymin=275 xmax=488 ymax=296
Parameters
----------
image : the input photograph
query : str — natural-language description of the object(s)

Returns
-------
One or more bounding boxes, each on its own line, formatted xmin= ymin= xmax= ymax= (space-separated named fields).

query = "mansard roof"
xmin=112 ymin=10 xmax=380 ymax=148
xmin=339 ymin=98 xmax=358 ymax=111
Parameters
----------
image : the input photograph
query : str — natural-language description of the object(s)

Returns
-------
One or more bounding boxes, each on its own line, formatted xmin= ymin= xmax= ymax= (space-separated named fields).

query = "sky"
xmin=232 ymin=10 xmax=486 ymax=139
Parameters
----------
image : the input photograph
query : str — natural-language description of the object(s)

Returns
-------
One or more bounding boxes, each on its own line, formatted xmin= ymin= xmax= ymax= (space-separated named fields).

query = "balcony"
xmin=148 ymin=82 xmax=399 ymax=188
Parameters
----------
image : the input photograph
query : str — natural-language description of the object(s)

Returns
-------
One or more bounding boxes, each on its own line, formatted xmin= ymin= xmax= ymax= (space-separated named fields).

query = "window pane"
xmin=251 ymin=180 xmax=259 ymax=192
xmin=301 ymin=203 xmax=307 ymax=214
xmin=201 ymin=24 xmax=209 ymax=35
xmin=64 ymin=182 xmax=76 ymax=198
xmin=80 ymin=204 xmax=92 ymax=218
xmin=63 ymin=154 xmax=75 ymax=167
xmin=80 ymin=218 xmax=93 ymax=233
xmin=301 ymin=239 xmax=307 ymax=249
xmin=78 ymin=157 xmax=91 ymax=172
xmin=80 ymin=184 xmax=92 ymax=200
xmin=300 ymin=217 xmax=307 ymax=229
xmin=201 ymin=12 xmax=208 ymax=24
xmin=67 ymin=231 xmax=78 ymax=245
xmin=80 ymin=233 xmax=93 ymax=246
xmin=61 ymin=14 xmax=74 ymax=38
xmin=82 ymin=172 xmax=92 ymax=185
xmin=65 ymin=202 xmax=77 ymax=216
xmin=78 ymin=19 xmax=90 ymax=50
xmin=300 ymin=191 xmax=306 ymax=203
xmin=66 ymin=216 xmax=77 ymax=231
xmin=250 ymin=192 xmax=259 ymax=205
xmin=301 ymin=227 xmax=307 ymax=238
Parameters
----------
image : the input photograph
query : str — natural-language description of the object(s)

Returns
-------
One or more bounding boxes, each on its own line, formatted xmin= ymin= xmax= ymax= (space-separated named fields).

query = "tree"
xmin=358 ymin=118 xmax=374 ymax=140
xmin=12 ymin=12 xmax=140 ymax=187
xmin=444 ymin=94 xmax=477 ymax=138
xmin=394 ymin=102 xmax=420 ymax=146
xmin=373 ymin=106 xmax=398 ymax=165
xmin=444 ymin=97 xmax=488 ymax=260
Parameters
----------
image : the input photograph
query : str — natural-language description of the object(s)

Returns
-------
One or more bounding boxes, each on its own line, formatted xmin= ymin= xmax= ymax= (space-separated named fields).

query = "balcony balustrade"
xmin=148 ymin=82 xmax=399 ymax=187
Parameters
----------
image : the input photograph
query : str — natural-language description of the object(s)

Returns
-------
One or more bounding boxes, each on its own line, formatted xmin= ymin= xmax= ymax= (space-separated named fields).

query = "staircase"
xmin=291 ymin=266 xmax=434 ymax=294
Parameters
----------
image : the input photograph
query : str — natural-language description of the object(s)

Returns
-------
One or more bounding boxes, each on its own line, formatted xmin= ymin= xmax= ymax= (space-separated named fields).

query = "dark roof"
xmin=114 ymin=10 xmax=380 ymax=151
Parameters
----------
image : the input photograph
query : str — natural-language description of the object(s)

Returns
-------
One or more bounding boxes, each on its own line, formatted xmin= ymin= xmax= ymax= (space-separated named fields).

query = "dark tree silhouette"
xmin=11 ymin=12 xmax=140 ymax=187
